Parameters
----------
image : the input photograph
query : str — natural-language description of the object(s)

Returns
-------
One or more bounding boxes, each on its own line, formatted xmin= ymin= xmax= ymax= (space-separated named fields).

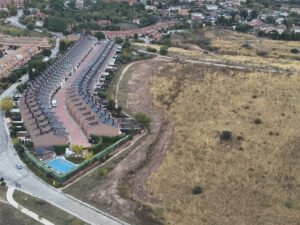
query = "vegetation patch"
xmin=13 ymin=190 xmax=88 ymax=225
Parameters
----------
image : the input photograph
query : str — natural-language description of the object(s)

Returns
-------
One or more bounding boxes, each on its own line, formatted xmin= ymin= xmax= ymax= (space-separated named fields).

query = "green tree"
xmin=284 ymin=18 xmax=294 ymax=30
xmin=9 ymin=5 xmax=17 ymax=16
xmin=71 ymin=144 xmax=84 ymax=155
xmin=240 ymin=9 xmax=248 ymax=18
xmin=266 ymin=16 xmax=275 ymax=24
xmin=230 ymin=11 xmax=238 ymax=21
xmin=159 ymin=46 xmax=168 ymax=55
xmin=95 ymin=31 xmax=105 ymax=40
xmin=0 ymin=10 xmax=9 ymax=18
xmin=0 ymin=97 xmax=13 ymax=112
xmin=41 ymin=49 xmax=52 ymax=57
xmin=85 ymin=151 xmax=93 ymax=160
xmin=44 ymin=16 xmax=67 ymax=32
xmin=26 ymin=22 xmax=35 ymax=30
xmin=250 ymin=10 xmax=258 ymax=19
xmin=134 ymin=112 xmax=151 ymax=129
xmin=59 ymin=39 xmax=72 ymax=52
xmin=115 ymin=37 xmax=124 ymax=44
xmin=28 ymin=59 xmax=46 ymax=80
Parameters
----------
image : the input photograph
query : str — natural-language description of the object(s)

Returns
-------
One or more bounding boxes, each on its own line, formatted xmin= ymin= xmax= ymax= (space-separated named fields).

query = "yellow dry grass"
xmin=204 ymin=28 xmax=300 ymax=60
xmin=146 ymin=62 xmax=300 ymax=225
xmin=134 ymin=28 xmax=300 ymax=73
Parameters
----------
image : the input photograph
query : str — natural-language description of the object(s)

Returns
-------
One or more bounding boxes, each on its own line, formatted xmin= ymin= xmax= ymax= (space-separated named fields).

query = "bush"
xmin=97 ymin=91 xmax=107 ymax=98
xmin=66 ymin=157 xmax=85 ymax=164
xmin=115 ymin=37 xmax=124 ymax=44
xmin=220 ymin=130 xmax=232 ymax=141
xmin=192 ymin=185 xmax=203 ymax=195
xmin=291 ymin=48 xmax=299 ymax=54
xmin=95 ymin=31 xmax=105 ymax=40
xmin=241 ymin=43 xmax=252 ymax=49
xmin=134 ymin=112 xmax=151 ymax=129
xmin=147 ymin=47 xmax=157 ymax=53
xmin=159 ymin=46 xmax=168 ymax=55
xmin=42 ymin=49 xmax=52 ymax=57
xmin=254 ymin=118 xmax=262 ymax=124
xmin=256 ymin=50 xmax=269 ymax=57
xmin=53 ymin=145 xmax=69 ymax=155
xmin=95 ymin=167 xmax=109 ymax=178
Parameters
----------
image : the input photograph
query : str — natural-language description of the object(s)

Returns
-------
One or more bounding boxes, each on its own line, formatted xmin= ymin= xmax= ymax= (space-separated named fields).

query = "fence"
xmin=20 ymin=135 xmax=130 ymax=185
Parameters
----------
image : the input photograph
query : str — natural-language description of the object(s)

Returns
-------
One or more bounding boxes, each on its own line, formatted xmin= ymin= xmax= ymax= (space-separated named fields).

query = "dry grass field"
xmin=134 ymin=28 xmax=300 ymax=73
xmin=146 ymin=61 xmax=300 ymax=225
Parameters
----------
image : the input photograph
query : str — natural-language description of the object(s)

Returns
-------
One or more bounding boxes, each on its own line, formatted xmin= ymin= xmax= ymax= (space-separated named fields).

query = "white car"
xmin=16 ymin=164 xmax=23 ymax=170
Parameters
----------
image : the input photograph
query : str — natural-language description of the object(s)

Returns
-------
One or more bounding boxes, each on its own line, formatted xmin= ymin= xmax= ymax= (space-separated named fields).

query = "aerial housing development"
xmin=19 ymin=36 xmax=120 ymax=148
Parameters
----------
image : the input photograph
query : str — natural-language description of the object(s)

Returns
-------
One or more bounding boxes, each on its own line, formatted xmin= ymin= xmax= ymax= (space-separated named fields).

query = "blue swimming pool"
xmin=46 ymin=158 xmax=76 ymax=174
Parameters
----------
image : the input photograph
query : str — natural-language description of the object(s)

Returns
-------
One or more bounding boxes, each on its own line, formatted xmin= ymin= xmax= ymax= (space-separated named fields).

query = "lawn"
xmin=0 ymin=186 xmax=40 ymax=225
xmin=13 ymin=190 xmax=88 ymax=225
xmin=66 ymin=156 xmax=85 ymax=164
xmin=146 ymin=61 xmax=300 ymax=225
xmin=0 ymin=203 xmax=41 ymax=225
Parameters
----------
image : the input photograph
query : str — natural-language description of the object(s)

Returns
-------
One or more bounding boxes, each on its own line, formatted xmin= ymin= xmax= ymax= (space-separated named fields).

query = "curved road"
xmin=0 ymin=77 xmax=129 ymax=225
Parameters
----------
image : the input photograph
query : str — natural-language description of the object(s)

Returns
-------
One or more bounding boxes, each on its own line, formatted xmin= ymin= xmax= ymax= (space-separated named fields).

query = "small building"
xmin=16 ymin=131 xmax=31 ymax=143
xmin=206 ymin=4 xmax=218 ymax=11
xmin=97 ymin=20 xmax=111 ymax=26
xmin=292 ymin=26 xmax=300 ymax=33
xmin=75 ymin=0 xmax=84 ymax=9
xmin=33 ymin=147 xmax=56 ymax=161
xmin=191 ymin=12 xmax=205 ymax=21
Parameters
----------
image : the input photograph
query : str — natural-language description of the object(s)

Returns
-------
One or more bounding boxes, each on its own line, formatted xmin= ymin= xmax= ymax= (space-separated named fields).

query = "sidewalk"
xmin=6 ymin=186 xmax=55 ymax=225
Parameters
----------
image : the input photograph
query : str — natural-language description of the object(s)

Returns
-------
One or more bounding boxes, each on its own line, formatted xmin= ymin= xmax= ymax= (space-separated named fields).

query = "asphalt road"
xmin=0 ymin=75 xmax=130 ymax=225
xmin=5 ymin=10 xmax=27 ymax=29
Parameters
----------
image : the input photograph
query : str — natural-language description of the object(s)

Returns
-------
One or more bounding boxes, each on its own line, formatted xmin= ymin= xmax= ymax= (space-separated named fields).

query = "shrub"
xmin=241 ymin=43 xmax=252 ymax=49
xmin=97 ymin=91 xmax=107 ymax=98
xmin=147 ymin=47 xmax=157 ymax=53
xmin=115 ymin=37 xmax=124 ymax=44
xmin=284 ymin=197 xmax=293 ymax=209
xmin=41 ymin=49 xmax=52 ymax=57
xmin=220 ymin=130 xmax=232 ymax=141
xmin=159 ymin=46 xmax=168 ymax=55
xmin=95 ymin=31 xmax=105 ymax=40
xmin=237 ymin=135 xmax=244 ymax=141
xmin=192 ymin=185 xmax=203 ymax=195
xmin=254 ymin=118 xmax=262 ymax=124
xmin=134 ymin=112 xmax=151 ymax=129
xmin=96 ymin=167 xmax=109 ymax=178
xmin=53 ymin=145 xmax=69 ymax=155
xmin=291 ymin=48 xmax=299 ymax=54
xmin=256 ymin=50 xmax=269 ymax=57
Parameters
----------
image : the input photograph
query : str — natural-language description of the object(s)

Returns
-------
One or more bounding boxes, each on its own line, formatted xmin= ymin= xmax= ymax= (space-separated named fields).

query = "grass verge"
xmin=13 ymin=190 xmax=88 ymax=225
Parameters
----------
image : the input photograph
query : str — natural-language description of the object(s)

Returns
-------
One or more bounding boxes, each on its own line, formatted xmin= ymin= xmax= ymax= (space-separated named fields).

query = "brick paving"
xmin=53 ymin=44 xmax=104 ymax=147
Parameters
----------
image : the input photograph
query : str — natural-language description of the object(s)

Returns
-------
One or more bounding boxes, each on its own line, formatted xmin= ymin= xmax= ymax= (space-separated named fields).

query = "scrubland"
xmin=146 ymin=61 xmax=300 ymax=225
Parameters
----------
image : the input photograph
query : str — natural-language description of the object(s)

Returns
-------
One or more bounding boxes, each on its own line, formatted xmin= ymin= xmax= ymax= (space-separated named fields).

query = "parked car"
xmin=16 ymin=164 xmax=23 ymax=170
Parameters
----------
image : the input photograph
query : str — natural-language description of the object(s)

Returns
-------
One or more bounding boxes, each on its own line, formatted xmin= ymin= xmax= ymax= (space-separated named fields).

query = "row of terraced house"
xmin=19 ymin=35 xmax=121 ymax=148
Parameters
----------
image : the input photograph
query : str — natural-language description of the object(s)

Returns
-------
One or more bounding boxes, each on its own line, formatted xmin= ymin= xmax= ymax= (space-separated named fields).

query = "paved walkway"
xmin=53 ymin=44 xmax=104 ymax=147
xmin=6 ymin=187 xmax=55 ymax=225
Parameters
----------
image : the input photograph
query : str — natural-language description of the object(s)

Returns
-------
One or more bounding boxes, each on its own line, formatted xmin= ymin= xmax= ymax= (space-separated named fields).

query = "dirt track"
xmin=84 ymin=57 xmax=173 ymax=224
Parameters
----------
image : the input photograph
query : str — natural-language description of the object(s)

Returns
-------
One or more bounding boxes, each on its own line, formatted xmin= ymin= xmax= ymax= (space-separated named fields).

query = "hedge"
xmin=19 ymin=135 xmax=130 ymax=185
